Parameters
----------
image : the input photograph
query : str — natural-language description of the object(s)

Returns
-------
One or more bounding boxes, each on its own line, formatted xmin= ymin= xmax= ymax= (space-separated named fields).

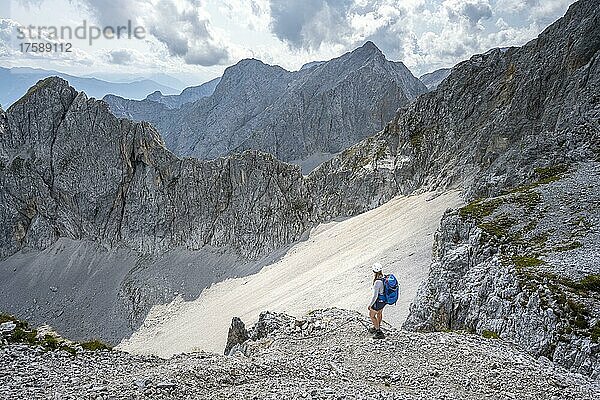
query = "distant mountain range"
xmin=144 ymin=77 xmax=221 ymax=109
xmin=0 ymin=67 xmax=179 ymax=108
xmin=81 ymin=72 xmax=188 ymax=91
xmin=104 ymin=42 xmax=427 ymax=171
xmin=419 ymin=68 xmax=452 ymax=91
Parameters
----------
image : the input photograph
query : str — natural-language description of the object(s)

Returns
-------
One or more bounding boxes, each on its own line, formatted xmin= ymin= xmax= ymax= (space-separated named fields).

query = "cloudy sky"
xmin=0 ymin=0 xmax=575 ymax=86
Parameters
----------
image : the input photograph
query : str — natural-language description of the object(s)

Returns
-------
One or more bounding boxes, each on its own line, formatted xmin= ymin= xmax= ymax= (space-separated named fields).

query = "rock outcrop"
xmin=404 ymin=162 xmax=600 ymax=378
xmin=224 ymin=317 xmax=248 ymax=356
xmin=224 ymin=311 xmax=294 ymax=356
xmin=104 ymin=42 xmax=427 ymax=167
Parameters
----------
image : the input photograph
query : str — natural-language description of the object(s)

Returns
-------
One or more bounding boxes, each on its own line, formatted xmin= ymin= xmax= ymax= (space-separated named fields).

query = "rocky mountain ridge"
xmin=105 ymin=42 xmax=427 ymax=167
xmin=145 ymin=77 xmax=221 ymax=109
xmin=0 ymin=78 xmax=314 ymax=342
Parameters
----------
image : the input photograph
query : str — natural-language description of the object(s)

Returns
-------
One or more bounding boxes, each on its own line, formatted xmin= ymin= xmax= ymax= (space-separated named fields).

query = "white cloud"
xmin=264 ymin=0 xmax=575 ymax=74
xmin=0 ymin=18 xmax=94 ymax=65
xmin=78 ymin=0 xmax=232 ymax=66
xmin=1 ymin=0 xmax=578 ymax=78
xmin=442 ymin=0 xmax=493 ymax=28
xmin=105 ymin=48 xmax=136 ymax=64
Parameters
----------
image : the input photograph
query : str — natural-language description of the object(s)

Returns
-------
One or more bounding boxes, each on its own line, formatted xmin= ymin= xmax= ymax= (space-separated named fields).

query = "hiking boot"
xmin=373 ymin=329 xmax=385 ymax=339
xmin=368 ymin=327 xmax=377 ymax=334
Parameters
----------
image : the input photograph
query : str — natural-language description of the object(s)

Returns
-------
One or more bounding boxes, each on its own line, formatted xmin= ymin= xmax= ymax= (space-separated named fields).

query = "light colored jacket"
xmin=369 ymin=279 xmax=384 ymax=307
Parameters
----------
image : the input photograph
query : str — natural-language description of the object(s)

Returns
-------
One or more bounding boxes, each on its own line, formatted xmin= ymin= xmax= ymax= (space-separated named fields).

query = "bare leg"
xmin=376 ymin=310 xmax=383 ymax=329
xmin=369 ymin=308 xmax=380 ymax=329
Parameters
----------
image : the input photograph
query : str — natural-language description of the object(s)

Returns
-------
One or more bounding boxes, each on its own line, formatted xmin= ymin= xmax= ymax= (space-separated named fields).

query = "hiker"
xmin=368 ymin=263 xmax=387 ymax=339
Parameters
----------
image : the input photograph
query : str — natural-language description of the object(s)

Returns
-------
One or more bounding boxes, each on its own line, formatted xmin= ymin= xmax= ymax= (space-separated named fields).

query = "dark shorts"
xmin=372 ymin=300 xmax=386 ymax=311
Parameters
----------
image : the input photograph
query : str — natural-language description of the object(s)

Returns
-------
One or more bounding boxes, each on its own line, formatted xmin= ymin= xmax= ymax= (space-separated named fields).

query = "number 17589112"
xmin=20 ymin=42 xmax=73 ymax=53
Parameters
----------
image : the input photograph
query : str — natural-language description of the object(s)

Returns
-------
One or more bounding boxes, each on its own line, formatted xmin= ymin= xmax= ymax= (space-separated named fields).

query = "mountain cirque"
xmin=0 ymin=79 xmax=313 ymax=343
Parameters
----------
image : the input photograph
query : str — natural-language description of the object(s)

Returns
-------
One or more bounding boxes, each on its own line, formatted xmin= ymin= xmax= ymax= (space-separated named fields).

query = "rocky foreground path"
xmin=1 ymin=309 xmax=599 ymax=399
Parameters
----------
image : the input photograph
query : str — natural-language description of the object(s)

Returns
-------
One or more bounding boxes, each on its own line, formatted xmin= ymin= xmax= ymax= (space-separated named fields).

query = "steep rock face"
xmin=105 ymin=42 xmax=426 ymax=166
xmin=167 ymin=59 xmax=297 ymax=159
xmin=1 ymin=77 xmax=311 ymax=259
xmin=101 ymin=94 xmax=172 ymax=133
xmin=233 ymin=42 xmax=426 ymax=161
xmin=0 ymin=77 xmax=313 ymax=342
xmin=309 ymin=0 xmax=600 ymax=217
xmin=404 ymin=162 xmax=600 ymax=378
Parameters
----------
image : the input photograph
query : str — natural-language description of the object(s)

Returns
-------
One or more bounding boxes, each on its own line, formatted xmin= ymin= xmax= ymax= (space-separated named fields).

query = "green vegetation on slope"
xmin=0 ymin=313 xmax=112 ymax=353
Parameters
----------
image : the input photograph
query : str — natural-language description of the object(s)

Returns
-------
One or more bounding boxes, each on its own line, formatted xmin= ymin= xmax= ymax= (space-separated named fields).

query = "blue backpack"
xmin=378 ymin=274 xmax=399 ymax=305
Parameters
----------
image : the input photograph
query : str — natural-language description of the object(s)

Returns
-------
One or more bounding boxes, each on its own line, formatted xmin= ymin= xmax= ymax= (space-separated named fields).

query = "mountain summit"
xmin=104 ymin=43 xmax=427 ymax=170
xmin=354 ymin=40 xmax=384 ymax=57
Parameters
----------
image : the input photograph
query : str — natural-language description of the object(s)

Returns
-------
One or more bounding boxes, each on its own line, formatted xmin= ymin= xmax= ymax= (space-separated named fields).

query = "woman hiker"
xmin=368 ymin=262 xmax=386 ymax=339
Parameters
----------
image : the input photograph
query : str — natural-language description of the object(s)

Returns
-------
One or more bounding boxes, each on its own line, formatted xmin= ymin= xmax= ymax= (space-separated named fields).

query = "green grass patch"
xmin=11 ymin=327 xmax=38 ymax=344
xmin=505 ymin=164 xmax=568 ymax=195
xmin=568 ymin=275 xmax=600 ymax=293
xmin=80 ymin=339 xmax=112 ymax=351
xmin=512 ymin=255 xmax=545 ymax=269
xmin=459 ymin=198 xmax=505 ymax=221
xmin=591 ymin=322 xmax=600 ymax=343
xmin=573 ymin=314 xmax=589 ymax=329
xmin=513 ymin=190 xmax=541 ymax=209
xmin=409 ymin=130 xmax=424 ymax=150
xmin=0 ymin=313 xmax=17 ymax=325
xmin=530 ymin=233 xmax=549 ymax=248
xmin=479 ymin=215 xmax=518 ymax=239
xmin=60 ymin=345 xmax=77 ymax=355
xmin=43 ymin=334 xmax=60 ymax=350
xmin=534 ymin=164 xmax=569 ymax=184
xmin=553 ymin=241 xmax=583 ymax=252
xmin=482 ymin=330 xmax=499 ymax=339
xmin=566 ymin=299 xmax=588 ymax=316
xmin=1 ymin=313 xmax=111 ymax=354
xmin=374 ymin=144 xmax=387 ymax=160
